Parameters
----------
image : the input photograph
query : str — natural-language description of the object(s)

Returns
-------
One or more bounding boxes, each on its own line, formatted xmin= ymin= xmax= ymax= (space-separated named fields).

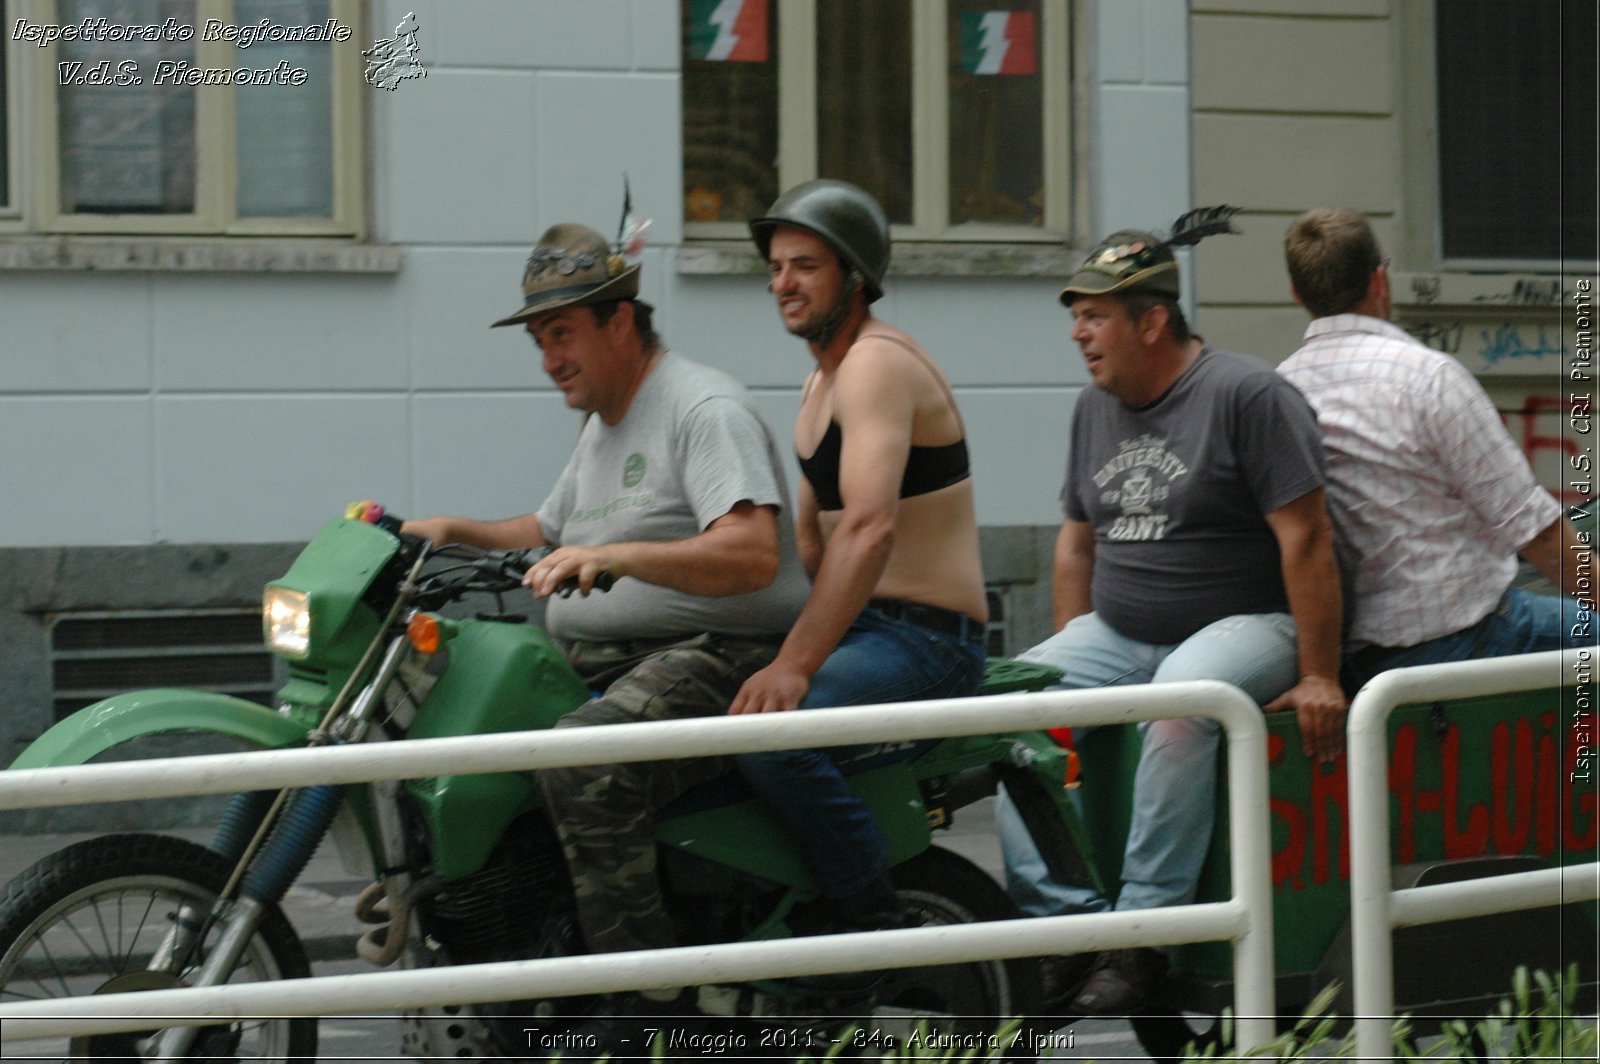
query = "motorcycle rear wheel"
xmin=0 ymin=832 xmax=316 ymax=1064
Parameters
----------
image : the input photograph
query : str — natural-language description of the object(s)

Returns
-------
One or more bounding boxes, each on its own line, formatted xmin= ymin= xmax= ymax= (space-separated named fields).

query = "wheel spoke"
xmin=28 ymin=933 xmax=77 ymax=1001
xmin=125 ymin=890 xmax=163 ymax=974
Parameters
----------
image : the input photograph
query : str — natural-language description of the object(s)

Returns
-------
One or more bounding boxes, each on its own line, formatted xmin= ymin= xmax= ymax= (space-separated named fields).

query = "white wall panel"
xmin=410 ymin=392 xmax=580 ymax=520
xmin=0 ymin=275 xmax=153 ymax=393
xmin=423 ymin=0 xmax=635 ymax=71
xmin=890 ymin=277 xmax=1084 ymax=388
xmin=961 ymin=388 xmax=1081 ymax=527
xmin=534 ymin=72 xmax=683 ymax=247
xmin=153 ymin=397 xmax=411 ymax=542
xmin=381 ymin=71 xmax=540 ymax=246
xmin=0 ymin=399 xmax=154 ymax=546
xmin=631 ymin=0 xmax=682 ymax=72
xmin=151 ymin=274 xmax=409 ymax=392
xmin=406 ymin=247 xmax=544 ymax=390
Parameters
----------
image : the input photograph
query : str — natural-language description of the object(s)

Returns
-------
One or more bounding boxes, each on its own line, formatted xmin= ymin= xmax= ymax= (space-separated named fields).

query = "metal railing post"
xmin=1347 ymin=649 xmax=1595 ymax=1062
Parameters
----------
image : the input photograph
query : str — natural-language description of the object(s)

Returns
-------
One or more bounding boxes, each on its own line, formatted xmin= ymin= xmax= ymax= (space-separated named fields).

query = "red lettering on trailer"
xmin=1269 ymin=711 xmax=1595 ymax=892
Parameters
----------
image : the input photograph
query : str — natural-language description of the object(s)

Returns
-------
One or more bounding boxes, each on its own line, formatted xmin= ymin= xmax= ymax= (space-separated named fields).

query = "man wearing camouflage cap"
xmin=998 ymin=214 xmax=1346 ymax=1015
xmin=404 ymin=222 xmax=809 ymax=1037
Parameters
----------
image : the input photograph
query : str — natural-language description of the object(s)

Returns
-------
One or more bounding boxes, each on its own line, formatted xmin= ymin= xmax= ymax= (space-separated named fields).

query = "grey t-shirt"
xmin=1063 ymin=346 xmax=1326 ymax=645
xmin=538 ymin=353 xmax=810 ymax=641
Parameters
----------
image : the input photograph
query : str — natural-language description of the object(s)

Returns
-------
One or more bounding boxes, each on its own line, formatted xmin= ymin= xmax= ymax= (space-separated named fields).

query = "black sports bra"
xmin=795 ymin=334 xmax=971 ymax=512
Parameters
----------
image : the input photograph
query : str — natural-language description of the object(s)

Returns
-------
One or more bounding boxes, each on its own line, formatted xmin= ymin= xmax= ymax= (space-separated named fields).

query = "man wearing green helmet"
xmin=998 ymin=213 xmax=1347 ymax=1015
xmin=729 ymin=180 xmax=990 ymax=947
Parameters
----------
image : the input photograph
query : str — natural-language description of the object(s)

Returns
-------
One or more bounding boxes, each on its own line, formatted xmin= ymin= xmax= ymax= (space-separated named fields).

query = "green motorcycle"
xmin=0 ymin=512 xmax=1081 ymax=1061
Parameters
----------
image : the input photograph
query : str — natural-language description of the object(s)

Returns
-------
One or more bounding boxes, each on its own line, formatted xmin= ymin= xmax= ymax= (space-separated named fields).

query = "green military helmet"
xmin=749 ymin=179 xmax=891 ymax=303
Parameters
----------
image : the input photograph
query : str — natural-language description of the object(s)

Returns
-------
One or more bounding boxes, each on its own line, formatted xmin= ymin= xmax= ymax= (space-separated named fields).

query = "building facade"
xmin=0 ymin=0 xmax=1591 ymax=827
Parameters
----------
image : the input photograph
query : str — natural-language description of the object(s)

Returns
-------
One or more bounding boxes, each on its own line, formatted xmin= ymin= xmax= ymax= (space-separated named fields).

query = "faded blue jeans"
xmin=733 ymin=605 xmax=986 ymax=899
xmin=1345 ymin=586 xmax=1591 ymax=691
xmin=997 ymin=610 xmax=1300 ymax=916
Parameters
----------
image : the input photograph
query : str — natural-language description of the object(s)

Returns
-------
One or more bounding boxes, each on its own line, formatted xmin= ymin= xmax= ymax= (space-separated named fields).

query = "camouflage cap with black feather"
xmin=1059 ymin=206 xmax=1241 ymax=306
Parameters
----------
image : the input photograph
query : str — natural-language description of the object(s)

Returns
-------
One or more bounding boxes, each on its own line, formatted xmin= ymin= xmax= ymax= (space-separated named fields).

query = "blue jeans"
xmin=1345 ymin=587 xmax=1591 ymax=690
xmin=997 ymin=610 xmax=1299 ymax=915
xmin=733 ymin=606 xmax=987 ymax=899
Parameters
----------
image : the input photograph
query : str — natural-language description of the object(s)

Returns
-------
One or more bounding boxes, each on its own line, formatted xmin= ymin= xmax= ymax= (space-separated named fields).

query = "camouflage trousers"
xmin=539 ymin=631 xmax=782 ymax=956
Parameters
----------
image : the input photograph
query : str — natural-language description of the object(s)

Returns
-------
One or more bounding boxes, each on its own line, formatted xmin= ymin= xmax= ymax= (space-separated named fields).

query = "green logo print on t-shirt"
xmin=623 ymin=453 xmax=648 ymax=488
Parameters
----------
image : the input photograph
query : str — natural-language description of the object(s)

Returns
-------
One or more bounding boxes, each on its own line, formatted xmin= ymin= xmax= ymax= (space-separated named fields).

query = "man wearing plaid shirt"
xmin=1280 ymin=208 xmax=1591 ymax=689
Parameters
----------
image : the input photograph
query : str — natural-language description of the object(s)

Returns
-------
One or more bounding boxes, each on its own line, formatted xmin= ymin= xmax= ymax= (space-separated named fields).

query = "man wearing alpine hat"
xmin=997 ymin=210 xmax=1346 ymax=1014
xmin=404 ymin=221 xmax=809 ymax=1041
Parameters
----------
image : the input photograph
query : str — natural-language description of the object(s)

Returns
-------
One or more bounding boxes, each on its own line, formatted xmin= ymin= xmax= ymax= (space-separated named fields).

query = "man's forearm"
xmin=1281 ymin=540 xmax=1343 ymax=681
xmin=772 ymin=514 xmax=894 ymax=677
xmin=1051 ymin=521 xmax=1095 ymax=630
xmin=1522 ymin=516 xmax=1594 ymax=606
xmin=608 ymin=532 xmax=778 ymax=597
xmin=402 ymin=513 xmax=544 ymax=550
xmin=580 ymin=504 xmax=782 ymax=598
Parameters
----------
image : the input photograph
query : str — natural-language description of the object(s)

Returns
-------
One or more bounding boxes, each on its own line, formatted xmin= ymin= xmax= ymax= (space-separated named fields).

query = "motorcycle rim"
xmin=0 ymin=832 xmax=316 ymax=1064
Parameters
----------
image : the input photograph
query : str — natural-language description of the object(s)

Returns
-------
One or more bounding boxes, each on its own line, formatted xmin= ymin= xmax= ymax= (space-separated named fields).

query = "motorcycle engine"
xmin=416 ymin=813 xmax=579 ymax=965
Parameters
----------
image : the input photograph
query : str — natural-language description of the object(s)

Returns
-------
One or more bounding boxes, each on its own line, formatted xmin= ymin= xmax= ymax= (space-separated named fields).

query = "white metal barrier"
xmin=0 ymin=682 xmax=1279 ymax=1053
xmin=1347 ymin=648 xmax=1600 ymax=1060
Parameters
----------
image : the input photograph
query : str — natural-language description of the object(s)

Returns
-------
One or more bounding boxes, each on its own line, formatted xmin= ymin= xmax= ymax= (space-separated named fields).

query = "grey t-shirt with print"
xmin=1063 ymin=345 xmax=1326 ymax=645
xmin=538 ymin=352 xmax=809 ymax=641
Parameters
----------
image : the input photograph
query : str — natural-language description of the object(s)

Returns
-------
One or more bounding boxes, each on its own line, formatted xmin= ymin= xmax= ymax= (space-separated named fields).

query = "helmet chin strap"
xmin=802 ymin=269 xmax=864 ymax=348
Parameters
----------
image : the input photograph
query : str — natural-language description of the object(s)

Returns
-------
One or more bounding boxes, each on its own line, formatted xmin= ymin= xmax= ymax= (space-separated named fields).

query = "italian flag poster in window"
xmin=958 ymin=10 xmax=1037 ymax=75
xmin=687 ymin=0 xmax=769 ymax=62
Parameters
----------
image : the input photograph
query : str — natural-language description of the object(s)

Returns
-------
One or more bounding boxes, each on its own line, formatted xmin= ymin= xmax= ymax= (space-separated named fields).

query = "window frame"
xmin=22 ymin=0 xmax=364 ymax=239
xmin=1 ymin=0 xmax=21 ymax=222
xmin=1397 ymin=1 xmax=1590 ymax=273
xmin=684 ymin=0 xmax=1073 ymax=245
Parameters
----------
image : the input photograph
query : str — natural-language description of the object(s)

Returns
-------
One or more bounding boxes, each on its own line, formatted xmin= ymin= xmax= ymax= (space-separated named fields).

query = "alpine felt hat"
xmin=491 ymin=223 xmax=640 ymax=328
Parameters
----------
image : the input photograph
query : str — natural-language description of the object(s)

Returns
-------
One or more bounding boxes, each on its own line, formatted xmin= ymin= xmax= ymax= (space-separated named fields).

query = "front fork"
xmin=147 ymin=635 xmax=416 ymax=1060
xmin=150 ymin=785 xmax=347 ymax=1061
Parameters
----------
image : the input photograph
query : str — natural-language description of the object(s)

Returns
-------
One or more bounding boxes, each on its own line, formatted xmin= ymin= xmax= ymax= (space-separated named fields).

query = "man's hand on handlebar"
xmin=399 ymin=516 xmax=455 ymax=547
xmin=524 ymin=546 xmax=618 ymax=599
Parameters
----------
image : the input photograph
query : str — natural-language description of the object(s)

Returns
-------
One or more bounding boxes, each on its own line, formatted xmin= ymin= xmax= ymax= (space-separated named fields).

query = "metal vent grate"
xmin=48 ymin=609 xmax=277 ymax=721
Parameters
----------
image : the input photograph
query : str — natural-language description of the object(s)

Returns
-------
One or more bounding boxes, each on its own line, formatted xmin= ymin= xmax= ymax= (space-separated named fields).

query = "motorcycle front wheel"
xmin=0 ymin=832 xmax=317 ymax=1063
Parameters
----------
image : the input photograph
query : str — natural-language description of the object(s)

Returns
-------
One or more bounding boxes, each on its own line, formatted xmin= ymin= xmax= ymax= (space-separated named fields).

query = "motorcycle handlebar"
xmin=473 ymin=549 xmax=615 ymax=597
xmin=353 ymin=504 xmax=614 ymax=598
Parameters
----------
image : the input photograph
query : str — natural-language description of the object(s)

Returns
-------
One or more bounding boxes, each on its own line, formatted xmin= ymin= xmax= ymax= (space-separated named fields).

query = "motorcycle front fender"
xmin=9 ymin=689 xmax=309 ymax=770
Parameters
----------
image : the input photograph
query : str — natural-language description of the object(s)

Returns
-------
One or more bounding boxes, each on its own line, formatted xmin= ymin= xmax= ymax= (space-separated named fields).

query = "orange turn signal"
xmin=1063 ymin=748 xmax=1081 ymax=790
xmin=407 ymin=613 xmax=442 ymax=655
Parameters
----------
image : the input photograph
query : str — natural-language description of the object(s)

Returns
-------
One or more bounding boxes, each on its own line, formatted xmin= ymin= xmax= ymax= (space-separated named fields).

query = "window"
xmin=1434 ymin=0 xmax=1596 ymax=264
xmin=681 ymin=0 xmax=1071 ymax=242
xmin=18 ymin=0 xmax=363 ymax=237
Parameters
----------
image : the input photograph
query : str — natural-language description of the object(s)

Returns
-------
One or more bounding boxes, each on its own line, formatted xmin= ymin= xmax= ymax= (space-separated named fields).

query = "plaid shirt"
xmin=1279 ymin=314 xmax=1559 ymax=649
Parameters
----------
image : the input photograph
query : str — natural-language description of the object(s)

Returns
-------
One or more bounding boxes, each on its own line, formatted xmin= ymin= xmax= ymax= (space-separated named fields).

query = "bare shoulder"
xmin=841 ymin=327 xmax=942 ymax=388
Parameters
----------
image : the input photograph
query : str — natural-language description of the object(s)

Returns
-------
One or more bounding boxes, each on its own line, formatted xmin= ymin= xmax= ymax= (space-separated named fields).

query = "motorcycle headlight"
xmin=264 ymin=587 xmax=312 ymax=659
